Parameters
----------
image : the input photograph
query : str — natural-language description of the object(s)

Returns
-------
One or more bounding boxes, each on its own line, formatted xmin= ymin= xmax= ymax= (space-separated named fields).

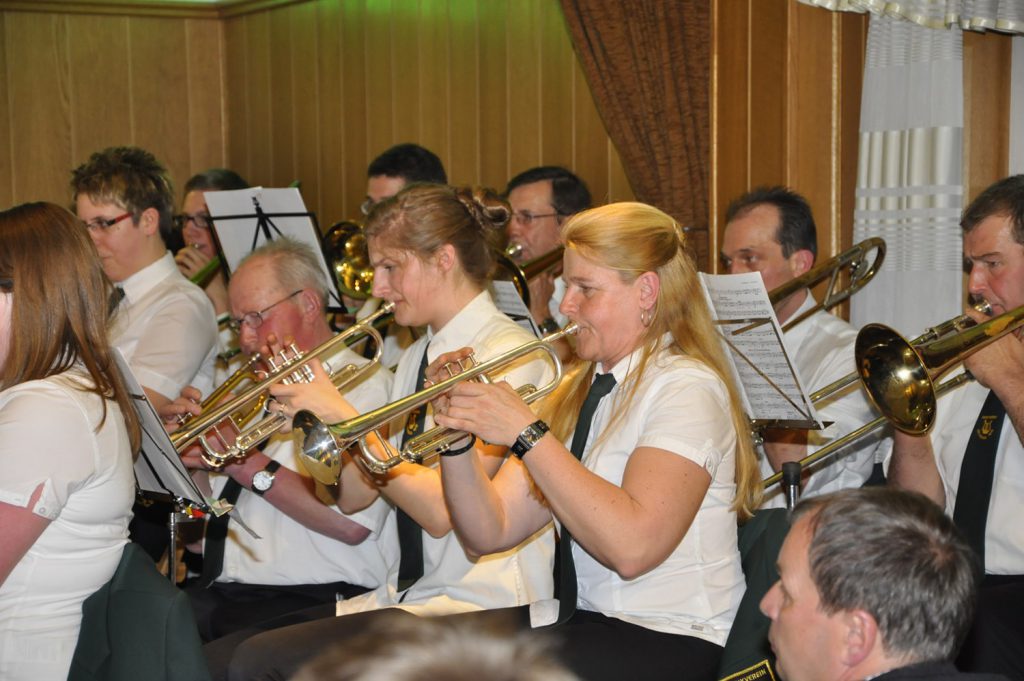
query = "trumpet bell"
xmin=293 ymin=410 xmax=343 ymax=485
xmin=855 ymin=324 xmax=936 ymax=435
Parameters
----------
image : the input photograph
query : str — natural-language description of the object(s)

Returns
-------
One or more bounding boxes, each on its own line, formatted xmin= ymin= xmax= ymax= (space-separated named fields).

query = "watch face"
xmin=252 ymin=470 xmax=274 ymax=492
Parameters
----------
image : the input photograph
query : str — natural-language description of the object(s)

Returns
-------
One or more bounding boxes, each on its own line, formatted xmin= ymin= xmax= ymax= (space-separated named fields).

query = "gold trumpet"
xmin=768 ymin=237 xmax=886 ymax=331
xmin=295 ymin=323 xmax=578 ymax=484
xmin=763 ymin=300 xmax=1024 ymax=489
xmin=171 ymin=301 xmax=394 ymax=468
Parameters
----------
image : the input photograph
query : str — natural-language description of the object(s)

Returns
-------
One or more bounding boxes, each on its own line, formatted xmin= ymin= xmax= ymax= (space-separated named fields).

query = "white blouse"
xmin=337 ymin=290 xmax=557 ymax=617
xmin=0 ymin=369 xmax=135 ymax=680
xmin=570 ymin=341 xmax=744 ymax=647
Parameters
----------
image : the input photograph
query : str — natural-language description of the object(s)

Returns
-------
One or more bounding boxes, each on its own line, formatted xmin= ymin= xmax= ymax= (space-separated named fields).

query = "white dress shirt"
xmin=212 ymin=345 xmax=395 ymax=587
xmin=337 ymin=290 xmax=557 ymax=617
xmin=111 ymin=252 xmax=218 ymax=399
xmin=0 ymin=369 xmax=134 ymax=680
xmin=760 ymin=294 xmax=888 ymax=507
xmin=921 ymin=376 xmax=1024 ymax=575
xmin=563 ymin=341 xmax=744 ymax=647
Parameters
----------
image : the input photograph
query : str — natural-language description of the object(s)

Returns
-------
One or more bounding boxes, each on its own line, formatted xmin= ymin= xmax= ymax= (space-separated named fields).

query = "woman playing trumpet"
xmin=428 ymin=203 xmax=761 ymax=680
xmin=209 ymin=184 xmax=557 ymax=679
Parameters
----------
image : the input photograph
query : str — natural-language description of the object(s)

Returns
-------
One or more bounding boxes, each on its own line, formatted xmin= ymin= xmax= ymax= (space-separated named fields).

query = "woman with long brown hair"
xmin=0 ymin=202 xmax=141 ymax=680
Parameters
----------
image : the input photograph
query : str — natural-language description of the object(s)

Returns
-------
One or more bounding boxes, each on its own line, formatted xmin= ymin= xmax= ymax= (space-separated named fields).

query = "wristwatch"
xmin=511 ymin=420 xmax=550 ymax=459
xmin=251 ymin=460 xmax=282 ymax=496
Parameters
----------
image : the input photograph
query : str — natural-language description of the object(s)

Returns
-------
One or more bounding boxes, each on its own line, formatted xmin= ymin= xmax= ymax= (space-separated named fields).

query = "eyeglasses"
xmin=228 ymin=289 xmax=303 ymax=333
xmin=512 ymin=211 xmax=561 ymax=226
xmin=174 ymin=213 xmax=213 ymax=231
xmin=360 ymin=199 xmax=378 ymax=217
xmin=0 ymin=277 xmax=11 ymax=291
xmin=82 ymin=212 xmax=133 ymax=232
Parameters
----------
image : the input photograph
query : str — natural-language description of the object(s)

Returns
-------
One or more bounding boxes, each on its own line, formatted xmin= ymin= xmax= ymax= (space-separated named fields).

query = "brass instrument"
xmin=769 ymin=237 xmax=886 ymax=331
xmin=171 ymin=302 xmax=394 ymax=468
xmin=324 ymin=219 xmax=534 ymax=308
xmin=295 ymin=323 xmax=578 ymax=484
xmin=764 ymin=301 xmax=1024 ymax=488
xmin=324 ymin=220 xmax=373 ymax=300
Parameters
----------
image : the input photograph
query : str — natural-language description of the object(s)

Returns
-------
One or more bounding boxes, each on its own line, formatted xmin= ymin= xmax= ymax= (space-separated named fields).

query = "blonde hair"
xmin=538 ymin=202 xmax=761 ymax=519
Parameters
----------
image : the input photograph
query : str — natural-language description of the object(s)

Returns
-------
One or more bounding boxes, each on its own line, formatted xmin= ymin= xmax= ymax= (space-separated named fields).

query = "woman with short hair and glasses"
xmin=0 ymin=202 xmax=141 ymax=680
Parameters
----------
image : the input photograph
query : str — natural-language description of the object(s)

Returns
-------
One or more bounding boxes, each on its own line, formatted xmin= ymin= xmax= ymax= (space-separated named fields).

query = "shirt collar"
xmin=118 ymin=251 xmax=178 ymax=305
xmin=425 ymin=290 xmax=496 ymax=362
xmin=780 ymin=291 xmax=818 ymax=351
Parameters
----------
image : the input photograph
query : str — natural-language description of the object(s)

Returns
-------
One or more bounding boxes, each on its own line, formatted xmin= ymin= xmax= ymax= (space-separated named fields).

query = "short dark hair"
xmin=725 ymin=186 xmax=817 ymax=261
xmin=367 ymin=143 xmax=447 ymax=185
xmin=183 ymin=168 xmax=249 ymax=195
xmin=70 ymin=146 xmax=176 ymax=247
xmin=794 ymin=488 xmax=980 ymax=664
xmin=961 ymin=174 xmax=1024 ymax=246
xmin=505 ymin=166 xmax=592 ymax=218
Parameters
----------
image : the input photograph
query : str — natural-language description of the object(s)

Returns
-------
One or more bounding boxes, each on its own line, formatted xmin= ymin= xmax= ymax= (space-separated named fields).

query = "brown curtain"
xmin=560 ymin=0 xmax=710 ymax=261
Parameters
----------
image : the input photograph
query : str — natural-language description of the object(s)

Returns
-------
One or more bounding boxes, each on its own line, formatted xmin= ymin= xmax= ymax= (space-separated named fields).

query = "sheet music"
xmin=204 ymin=187 xmax=342 ymax=308
xmin=115 ymin=350 xmax=210 ymax=511
xmin=490 ymin=280 xmax=541 ymax=337
xmin=699 ymin=273 xmax=823 ymax=428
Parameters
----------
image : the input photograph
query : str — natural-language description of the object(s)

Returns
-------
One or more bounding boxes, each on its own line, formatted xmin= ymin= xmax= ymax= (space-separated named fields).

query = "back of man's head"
xmin=70 ymin=146 xmax=176 ymax=246
xmin=961 ymin=174 xmax=1024 ymax=245
xmin=367 ymin=143 xmax=447 ymax=185
xmin=725 ymin=186 xmax=817 ymax=261
xmin=505 ymin=166 xmax=592 ymax=218
xmin=794 ymin=487 xmax=979 ymax=664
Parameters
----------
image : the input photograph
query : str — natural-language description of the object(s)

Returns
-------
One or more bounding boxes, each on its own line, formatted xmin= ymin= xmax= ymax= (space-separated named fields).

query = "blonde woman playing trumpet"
xmin=427 ymin=202 xmax=762 ymax=681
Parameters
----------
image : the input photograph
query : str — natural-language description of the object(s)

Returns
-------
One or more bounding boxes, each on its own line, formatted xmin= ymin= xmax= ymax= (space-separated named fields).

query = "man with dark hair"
xmin=721 ymin=186 xmax=884 ymax=507
xmin=890 ymin=174 xmax=1024 ymax=680
xmin=362 ymin=143 xmax=447 ymax=215
xmin=504 ymin=166 xmax=592 ymax=332
xmin=71 ymin=146 xmax=218 ymax=411
xmin=762 ymin=487 xmax=1004 ymax=681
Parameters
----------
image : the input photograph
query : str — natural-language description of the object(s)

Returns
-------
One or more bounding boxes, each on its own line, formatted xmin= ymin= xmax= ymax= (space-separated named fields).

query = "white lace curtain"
xmin=800 ymin=0 xmax=1022 ymax=335
xmin=799 ymin=0 xmax=1024 ymax=33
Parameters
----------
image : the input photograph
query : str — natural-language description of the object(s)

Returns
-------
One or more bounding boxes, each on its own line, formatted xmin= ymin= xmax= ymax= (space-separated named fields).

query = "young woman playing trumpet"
xmin=206 ymin=184 xmax=557 ymax=680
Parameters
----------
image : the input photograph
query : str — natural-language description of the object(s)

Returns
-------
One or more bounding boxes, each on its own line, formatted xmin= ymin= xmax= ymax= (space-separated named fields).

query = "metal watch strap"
xmin=511 ymin=420 xmax=550 ymax=459
xmin=251 ymin=459 xmax=281 ymax=496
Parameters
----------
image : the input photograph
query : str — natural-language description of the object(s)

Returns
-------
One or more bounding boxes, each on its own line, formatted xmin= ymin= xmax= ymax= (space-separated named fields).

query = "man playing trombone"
xmin=721 ymin=187 xmax=887 ymax=506
xmin=890 ymin=175 xmax=1024 ymax=680
xmin=162 ymin=238 xmax=394 ymax=642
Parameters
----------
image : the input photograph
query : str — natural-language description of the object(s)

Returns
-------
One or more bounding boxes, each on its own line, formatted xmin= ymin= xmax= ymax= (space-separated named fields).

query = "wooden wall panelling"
xmin=316 ymin=0 xmax=344 ymax=223
xmin=505 ymin=0 xmax=541 ymax=178
xmin=338 ymin=0 xmax=368 ymax=218
xmin=8 ymin=12 xmax=74 ymax=205
xmin=964 ymin=29 xmax=1012 ymax=203
xmin=0 ymin=12 xmax=11 ymax=208
xmin=131 ymin=17 xmax=194 ymax=191
xmin=711 ymin=0 xmax=752 ymax=267
xmin=538 ymin=0 xmax=573 ymax=170
xmin=268 ymin=5 xmax=295 ymax=187
xmin=291 ymin=1 xmax=320 ymax=210
xmin=390 ymin=1 xmax=419 ymax=158
xmin=417 ymin=0 xmax=450 ymax=173
xmin=363 ymin=1 xmax=395 ymax=170
xmin=607 ymin=143 xmax=632 ymax=203
xmin=747 ymin=0 xmax=786 ymax=190
xmin=447 ymin=0 xmax=480 ymax=188
xmin=247 ymin=11 xmax=274 ymax=186
xmin=788 ymin=2 xmax=840 ymax=259
xmin=571 ymin=53 xmax=611 ymax=206
xmin=185 ymin=17 xmax=228 ymax=173
xmin=476 ymin=0 xmax=509 ymax=192
xmin=224 ymin=10 xmax=249 ymax=179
